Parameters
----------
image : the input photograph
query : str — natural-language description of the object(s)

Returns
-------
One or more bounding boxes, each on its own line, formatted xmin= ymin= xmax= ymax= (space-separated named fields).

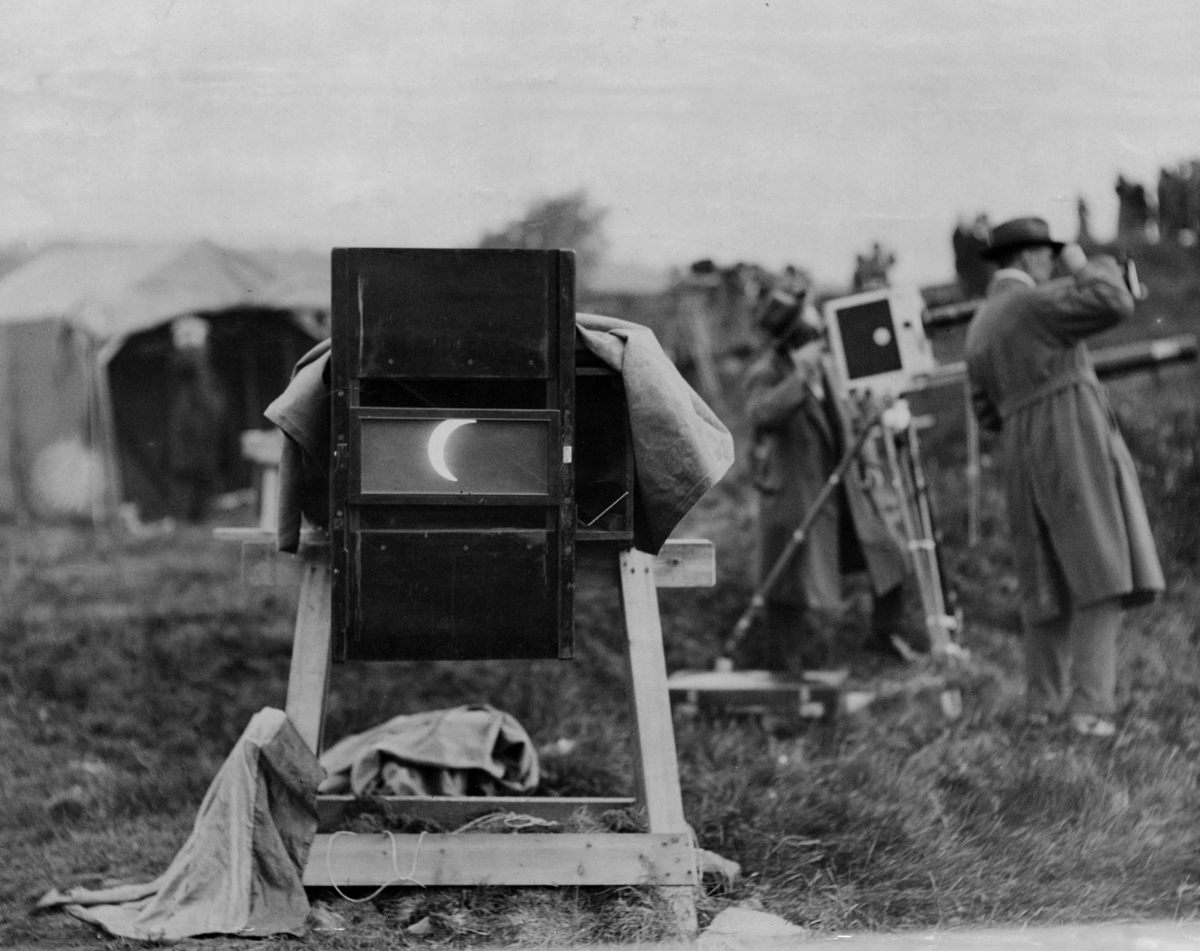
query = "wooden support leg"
xmin=258 ymin=466 xmax=280 ymax=533
xmin=283 ymin=542 xmax=700 ymax=928
xmin=285 ymin=546 xmax=333 ymax=755
xmin=617 ymin=548 xmax=698 ymax=939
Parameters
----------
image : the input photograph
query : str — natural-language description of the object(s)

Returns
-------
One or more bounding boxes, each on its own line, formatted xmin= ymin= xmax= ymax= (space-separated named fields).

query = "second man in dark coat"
xmin=744 ymin=290 xmax=910 ymax=672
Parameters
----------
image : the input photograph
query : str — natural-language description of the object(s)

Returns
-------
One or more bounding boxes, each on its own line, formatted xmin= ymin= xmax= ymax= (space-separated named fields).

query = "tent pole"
xmin=95 ymin=338 xmax=125 ymax=528
xmin=4 ymin=331 xmax=33 ymax=526
xmin=81 ymin=330 xmax=107 ymax=530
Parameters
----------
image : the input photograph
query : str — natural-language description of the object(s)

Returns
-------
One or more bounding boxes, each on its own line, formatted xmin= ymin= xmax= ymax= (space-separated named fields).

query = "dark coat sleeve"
xmin=1037 ymin=256 xmax=1135 ymax=345
xmin=970 ymin=381 xmax=1003 ymax=433
xmin=745 ymin=349 xmax=820 ymax=432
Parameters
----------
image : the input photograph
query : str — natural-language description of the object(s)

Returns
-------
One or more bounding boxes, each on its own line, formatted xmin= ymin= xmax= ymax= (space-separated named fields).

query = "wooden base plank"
xmin=302 ymin=832 xmax=697 ymax=887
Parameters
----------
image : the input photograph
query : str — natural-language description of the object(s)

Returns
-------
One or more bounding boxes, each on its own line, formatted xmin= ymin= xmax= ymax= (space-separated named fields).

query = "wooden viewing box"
xmin=218 ymin=248 xmax=712 ymax=936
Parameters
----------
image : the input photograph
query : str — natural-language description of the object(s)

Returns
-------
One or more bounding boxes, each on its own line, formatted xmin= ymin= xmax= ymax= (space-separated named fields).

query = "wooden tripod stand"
xmin=876 ymin=400 xmax=959 ymax=655
xmin=221 ymin=529 xmax=714 ymax=937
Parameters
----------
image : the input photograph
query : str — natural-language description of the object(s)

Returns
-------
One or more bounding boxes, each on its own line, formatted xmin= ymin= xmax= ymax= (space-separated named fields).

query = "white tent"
xmin=0 ymin=240 xmax=329 ymax=523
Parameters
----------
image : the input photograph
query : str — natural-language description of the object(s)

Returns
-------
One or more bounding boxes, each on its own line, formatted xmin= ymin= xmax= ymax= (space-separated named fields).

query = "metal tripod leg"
xmin=722 ymin=402 xmax=886 ymax=661
xmin=879 ymin=410 xmax=955 ymax=655
xmin=904 ymin=416 xmax=959 ymax=650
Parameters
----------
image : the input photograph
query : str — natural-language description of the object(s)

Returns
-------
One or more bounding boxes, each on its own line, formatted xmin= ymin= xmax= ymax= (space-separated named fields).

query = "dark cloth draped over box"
xmin=265 ymin=313 xmax=734 ymax=555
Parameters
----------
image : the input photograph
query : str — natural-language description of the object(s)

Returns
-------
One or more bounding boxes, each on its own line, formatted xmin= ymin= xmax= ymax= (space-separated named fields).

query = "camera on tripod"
xmin=822 ymin=283 xmax=958 ymax=652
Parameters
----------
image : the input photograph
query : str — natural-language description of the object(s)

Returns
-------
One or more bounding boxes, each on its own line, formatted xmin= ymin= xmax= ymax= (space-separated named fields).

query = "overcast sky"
xmin=3 ymin=0 xmax=1198 ymax=287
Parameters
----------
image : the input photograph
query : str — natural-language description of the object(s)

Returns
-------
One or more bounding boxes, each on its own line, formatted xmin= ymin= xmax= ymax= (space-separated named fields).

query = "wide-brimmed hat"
xmin=981 ymin=217 xmax=1065 ymax=261
xmin=758 ymin=288 xmax=804 ymax=337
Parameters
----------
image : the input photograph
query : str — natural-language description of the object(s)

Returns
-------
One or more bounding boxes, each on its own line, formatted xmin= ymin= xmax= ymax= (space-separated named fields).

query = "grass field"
xmin=3 ymin=275 xmax=1200 ymax=946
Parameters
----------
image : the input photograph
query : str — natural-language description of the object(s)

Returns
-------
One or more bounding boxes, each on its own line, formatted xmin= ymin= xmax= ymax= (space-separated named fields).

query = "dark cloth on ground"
xmin=318 ymin=704 xmax=539 ymax=797
xmin=37 ymin=708 xmax=321 ymax=941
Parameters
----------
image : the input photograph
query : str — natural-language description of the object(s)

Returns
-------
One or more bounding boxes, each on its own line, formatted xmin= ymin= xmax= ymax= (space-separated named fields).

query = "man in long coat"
xmin=744 ymin=291 xmax=909 ymax=671
xmin=965 ymin=216 xmax=1164 ymax=737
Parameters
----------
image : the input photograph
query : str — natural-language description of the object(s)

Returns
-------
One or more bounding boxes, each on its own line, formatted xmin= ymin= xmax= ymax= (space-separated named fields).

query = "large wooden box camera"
xmin=330 ymin=248 xmax=633 ymax=663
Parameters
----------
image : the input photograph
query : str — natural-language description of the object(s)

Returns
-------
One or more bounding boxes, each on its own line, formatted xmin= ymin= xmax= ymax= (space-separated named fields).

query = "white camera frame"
xmin=822 ymin=285 xmax=935 ymax=398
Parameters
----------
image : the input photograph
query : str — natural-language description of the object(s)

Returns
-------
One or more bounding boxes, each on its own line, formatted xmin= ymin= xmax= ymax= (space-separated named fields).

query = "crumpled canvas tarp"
xmin=573 ymin=312 xmax=734 ymax=552
xmin=37 ymin=707 xmax=322 ymax=941
xmin=265 ymin=312 xmax=734 ymax=554
xmin=318 ymin=704 xmax=539 ymax=797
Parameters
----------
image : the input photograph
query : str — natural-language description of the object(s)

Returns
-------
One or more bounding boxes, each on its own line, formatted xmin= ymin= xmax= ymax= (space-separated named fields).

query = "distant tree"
xmin=477 ymin=190 xmax=608 ymax=276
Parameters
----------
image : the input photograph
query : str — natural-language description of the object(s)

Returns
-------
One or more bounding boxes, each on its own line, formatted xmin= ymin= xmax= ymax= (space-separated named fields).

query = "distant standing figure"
xmin=965 ymin=217 xmax=1164 ymax=738
xmin=953 ymin=213 xmax=994 ymax=299
xmin=1075 ymin=196 xmax=1091 ymax=244
xmin=852 ymin=242 xmax=895 ymax=292
xmin=1158 ymin=166 xmax=1184 ymax=242
xmin=1115 ymin=175 xmax=1150 ymax=240
xmin=166 ymin=316 xmax=225 ymax=523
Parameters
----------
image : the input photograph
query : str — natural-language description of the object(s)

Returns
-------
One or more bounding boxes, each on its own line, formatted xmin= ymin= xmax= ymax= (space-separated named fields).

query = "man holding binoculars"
xmin=965 ymin=216 xmax=1164 ymax=738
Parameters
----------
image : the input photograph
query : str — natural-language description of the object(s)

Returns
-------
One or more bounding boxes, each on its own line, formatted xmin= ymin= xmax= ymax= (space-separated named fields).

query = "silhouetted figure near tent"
xmin=166 ymin=316 xmax=226 ymax=523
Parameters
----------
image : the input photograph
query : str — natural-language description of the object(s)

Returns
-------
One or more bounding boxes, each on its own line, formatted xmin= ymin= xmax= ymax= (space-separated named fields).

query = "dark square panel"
xmin=342 ymin=529 xmax=563 ymax=661
xmin=835 ymin=297 xmax=903 ymax=381
xmin=351 ymin=249 xmax=557 ymax=379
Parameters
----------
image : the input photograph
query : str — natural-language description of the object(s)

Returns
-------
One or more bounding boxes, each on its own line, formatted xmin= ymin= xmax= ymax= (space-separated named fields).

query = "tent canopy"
xmin=0 ymin=240 xmax=330 ymax=523
xmin=0 ymin=240 xmax=330 ymax=340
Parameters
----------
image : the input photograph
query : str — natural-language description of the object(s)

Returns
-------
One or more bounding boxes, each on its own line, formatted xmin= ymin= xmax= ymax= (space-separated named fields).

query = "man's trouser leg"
xmin=758 ymin=600 xmax=802 ymax=671
xmin=1068 ymin=598 xmax=1122 ymax=717
xmin=1026 ymin=612 xmax=1071 ymax=716
xmin=1027 ymin=598 xmax=1122 ymax=717
xmin=869 ymin=583 xmax=906 ymax=653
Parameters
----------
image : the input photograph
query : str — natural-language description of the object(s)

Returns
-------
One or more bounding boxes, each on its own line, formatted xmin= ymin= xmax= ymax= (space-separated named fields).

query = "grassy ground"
xmin=5 ymin=369 xmax=1200 ymax=948
xmin=4 ymin=265 xmax=1200 ymax=945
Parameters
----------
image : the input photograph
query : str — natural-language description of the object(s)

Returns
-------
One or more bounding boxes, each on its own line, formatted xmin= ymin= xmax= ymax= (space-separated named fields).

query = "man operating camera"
xmin=742 ymin=286 xmax=910 ymax=673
